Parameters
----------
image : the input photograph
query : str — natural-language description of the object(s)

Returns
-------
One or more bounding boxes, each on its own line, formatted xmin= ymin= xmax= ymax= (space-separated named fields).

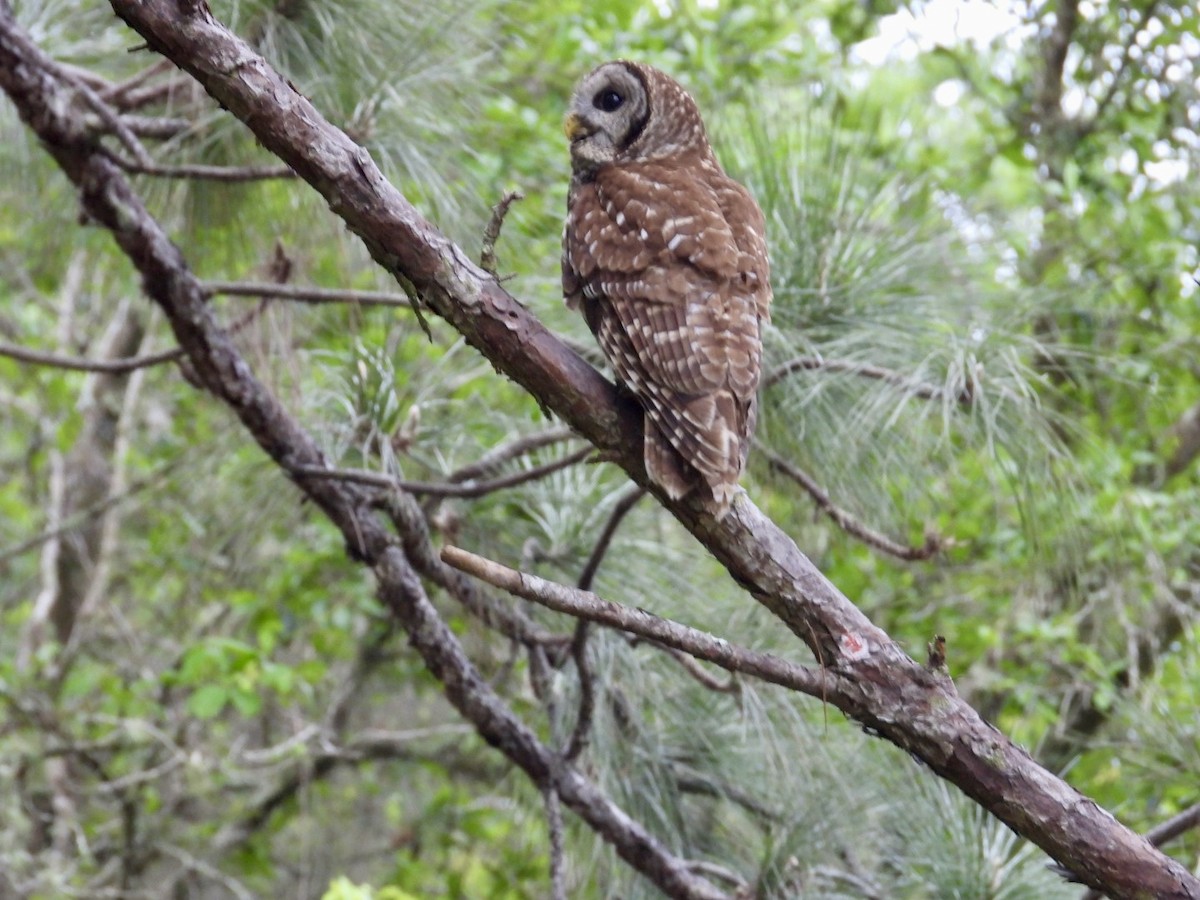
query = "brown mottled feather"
xmin=563 ymin=61 xmax=771 ymax=516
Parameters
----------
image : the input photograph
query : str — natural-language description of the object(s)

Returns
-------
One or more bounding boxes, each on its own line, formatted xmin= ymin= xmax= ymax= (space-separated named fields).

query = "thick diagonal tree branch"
xmin=2 ymin=1 xmax=1196 ymax=895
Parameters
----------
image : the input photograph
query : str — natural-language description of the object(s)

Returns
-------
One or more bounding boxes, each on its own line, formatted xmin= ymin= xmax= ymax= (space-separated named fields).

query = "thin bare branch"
xmin=45 ymin=58 xmax=153 ymax=166
xmin=577 ymin=485 xmax=646 ymax=592
xmin=764 ymin=354 xmax=973 ymax=405
xmin=100 ymin=59 xmax=172 ymax=103
xmin=446 ymin=427 xmax=576 ymax=484
xmin=441 ymin=545 xmax=830 ymax=699
xmin=1080 ymin=801 xmax=1200 ymax=900
xmin=686 ymin=860 xmax=748 ymax=892
xmin=111 ymin=114 xmax=191 ymax=139
xmin=565 ymin=485 xmax=646 ymax=761
xmin=659 ymin=646 xmax=739 ymax=693
xmin=0 ymin=292 xmax=270 ymax=374
xmin=1145 ymin=800 xmax=1200 ymax=849
xmin=0 ymin=338 xmax=182 ymax=373
xmin=563 ymin=620 xmax=594 ymax=763
xmin=674 ymin=767 xmax=780 ymax=822
xmin=1080 ymin=1 xmax=1159 ymax=135
xmin=291 ymin=446 xmax=592 ymax=499
xmin=205 ymin=280 xmax=412 ymax=308
xmin=480 ymin=189 xmax=523 ymax=275
xmin=545 ymin=786 xmax=568 ymax=900
xmin=108 ymin=79 xmax=180 ymax=111
xmin=761 ymin=446 xmax=944 ymax=561
xmin=110 ymin=155 xmax=296 ymax=181
xmin=158 ymin=844 xmax=255 ymax=900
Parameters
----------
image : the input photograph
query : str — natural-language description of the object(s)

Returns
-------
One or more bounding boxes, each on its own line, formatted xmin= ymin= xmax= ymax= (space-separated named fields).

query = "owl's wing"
xmin=565 ymin=160 xmax=765 ymax=399
xmin=563 ymin=159 xmax=769 ymax=508
xmin=713 ymin=178 xmax=773 ymax=325
xmin=590 ymin=296 xmax=749 ymax=500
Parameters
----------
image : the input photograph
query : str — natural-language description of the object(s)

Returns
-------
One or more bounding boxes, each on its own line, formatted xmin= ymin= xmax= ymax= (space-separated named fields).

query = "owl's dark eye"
xmin=593 ymin=89 xmax=624 ymax=112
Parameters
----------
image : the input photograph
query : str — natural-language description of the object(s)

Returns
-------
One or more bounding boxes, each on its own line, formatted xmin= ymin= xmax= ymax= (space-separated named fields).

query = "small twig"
xmin=18 ymin=450 xmax=65 ymax=671
xmin=53 ymin=62 xmax=112 ymax=92
xmin=1079 ymin=801 xmax=1200 ymax=900
xmin=100 ymin=59 xmax=172 ymax=103
xmin=480 ymin=190 xmax=523 ymax=275
xmin=292 ymin=447 xmax=592 ymax=499
xmin=205 ymin=280 xmax=412 ymax=308
xmin=108 ymin=79 xmax=180 ymax=112
xmin=527 ymin=642 xmax=556 ymax=707
xmin=158 ymin=844 xmax=255 ymax=900
xmin=564 ymin=485 xmax=646 ymax=761
xmin=0 ymin=296 xmax=269 ymax=375
xmin=1144 ymin=800 xmax=1200 ymax=849
xmin=577 ymin=485 xmax=646 ymax=592
xmin=675 ymin=766 xmax=781 ymax=822
xmin=234 ymin=724 xmax=321 ymax=765
xmin=614 ymin=628 xmax=740 ymax=695
xmin=45 ymin=58 xmax=153 ymax=167
xmin=686 ymin=859 xmax=748 ymax=891
xmin=93 ymin=754 xmax=185 ymax=794
xmin=110 ymin=155 xmax=296 ymax=182
xmin=347 ymin=725 xmax=477 ymax=753
xmin=0 ymin=338 xmax=182 ymax=373
xmin=659 ymin=646 xmax=738 ymax=693
xmin=0 ymin=467 xmax=172 ymax=567
xmin=1080 ymin=1 xmax=1160 ymax=136
xmin=440 ymin=545 xmax=830 ymax=699
xmin=563 ymin=620 xmax=594 ymax=763
xmin=545 ymin=786 xmax=568 ymax=900
xmin=925 ymin=634 xmax=948 ymax=674
xmin=446 ymin=427 xmax=575 ymax=484
xmin=88 ymin=113 xmax=191 ymax=140
xmin=761 ymin=446 xmax=945 ymax=562
xmin=765 ymin=355 xmax=974 ymax=406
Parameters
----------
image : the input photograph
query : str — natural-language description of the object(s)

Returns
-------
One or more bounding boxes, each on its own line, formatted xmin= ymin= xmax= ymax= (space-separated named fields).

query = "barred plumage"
xmin=562 ymin=60 xmax=771 ymax=517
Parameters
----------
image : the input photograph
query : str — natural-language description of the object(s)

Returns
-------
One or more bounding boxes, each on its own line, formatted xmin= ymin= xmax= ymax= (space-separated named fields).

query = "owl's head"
xmin=564 ymin=61 xmax=711 ymax=172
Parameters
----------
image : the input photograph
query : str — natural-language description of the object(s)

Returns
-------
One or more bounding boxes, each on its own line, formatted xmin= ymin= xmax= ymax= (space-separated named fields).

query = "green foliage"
xmin=323 ymin=877 xmax=421 ymax=900
xmin=2 ymin=0 xmax=1199 ymax=897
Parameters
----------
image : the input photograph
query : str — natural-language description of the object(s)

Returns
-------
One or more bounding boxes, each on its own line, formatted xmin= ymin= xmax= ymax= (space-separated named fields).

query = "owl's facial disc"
xmin=565 ymin=62 xmax=648 ymax=170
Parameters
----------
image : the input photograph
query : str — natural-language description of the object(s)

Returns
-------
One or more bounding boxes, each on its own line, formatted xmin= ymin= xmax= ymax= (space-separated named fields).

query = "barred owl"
xmin=562 ymin=60 xmax=771 ymax=518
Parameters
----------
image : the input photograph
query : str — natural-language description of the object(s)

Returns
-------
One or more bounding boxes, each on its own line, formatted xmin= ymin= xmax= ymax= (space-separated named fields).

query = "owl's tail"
xmin=643 ymin=399 xmax=744 ymax=520
xmin=643 ymin=416 xmax=694 ymax=502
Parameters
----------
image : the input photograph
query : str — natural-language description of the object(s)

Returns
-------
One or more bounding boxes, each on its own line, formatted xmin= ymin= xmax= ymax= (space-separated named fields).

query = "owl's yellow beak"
xmin=563 ymin=112 xmax=588 ymax=142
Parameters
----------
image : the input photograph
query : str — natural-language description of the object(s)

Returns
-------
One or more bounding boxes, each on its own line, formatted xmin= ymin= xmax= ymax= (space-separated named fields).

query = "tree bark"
xmin=1 ymin=2 xmax=1196 ymax=896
